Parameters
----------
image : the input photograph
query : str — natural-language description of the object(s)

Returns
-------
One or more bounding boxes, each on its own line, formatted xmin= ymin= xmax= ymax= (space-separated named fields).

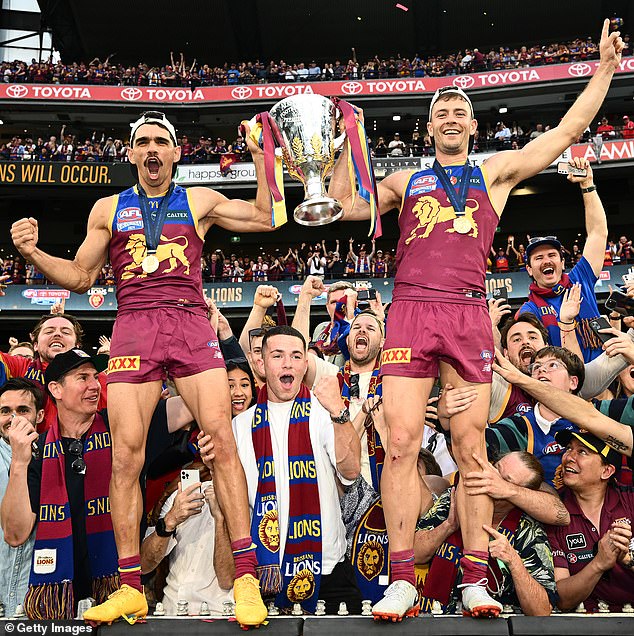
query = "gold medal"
xmin=141 ymin=254 xmax=160 ymax=274
xmin=453 ymin=216 xmax=471 ymax=234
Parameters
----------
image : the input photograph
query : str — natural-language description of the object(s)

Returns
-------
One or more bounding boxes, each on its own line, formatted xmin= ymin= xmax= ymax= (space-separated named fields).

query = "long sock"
xmin=118 ymin=555 xmax=142 ymax=592
xmin=389 ymin=549 xmax=416 ymax=586
xmin=232 ymin=537 xmax=258 ymax=579
xmin=460 ymin=550 xmax=489 ymax=586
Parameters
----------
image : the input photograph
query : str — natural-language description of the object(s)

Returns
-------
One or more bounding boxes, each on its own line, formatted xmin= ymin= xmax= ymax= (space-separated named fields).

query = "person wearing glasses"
xmin=482 ymin=346 xmax=584 ymax=488
xmin=9 ymin=111 xmax=275 ymax=626
xmin=518 ymin=162 xmax=608 ymax=364
xmin=0 ymin=349 xmax=200 ymax=620
xmin=327 ymin=22 xmax=623 ymax=621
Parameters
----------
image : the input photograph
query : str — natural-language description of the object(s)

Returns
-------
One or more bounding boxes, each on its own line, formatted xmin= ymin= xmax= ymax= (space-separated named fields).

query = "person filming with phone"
xmin=518 ymin=157 xmax=608 ymax=363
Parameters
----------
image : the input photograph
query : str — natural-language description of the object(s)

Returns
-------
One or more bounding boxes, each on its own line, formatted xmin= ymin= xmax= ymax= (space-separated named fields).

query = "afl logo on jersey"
xmin=117 ymin=207 xmax=144 ymax=232
xmin=410 ymin=175 xmax=437 ymax=196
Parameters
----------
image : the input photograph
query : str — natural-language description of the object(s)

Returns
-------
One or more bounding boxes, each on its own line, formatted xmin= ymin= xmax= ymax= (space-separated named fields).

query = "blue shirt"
xmin=519 ymin=256 xmax=602 ymax=362
xmin=0 ymin=440 xmax=34 ymax=617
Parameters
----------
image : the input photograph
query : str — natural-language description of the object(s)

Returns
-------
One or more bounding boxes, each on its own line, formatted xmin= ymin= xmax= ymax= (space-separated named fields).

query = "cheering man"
xmin=10 ymin=111 xmax=276 ymax=627
xmin=329 ymin=20 xmax=623 ymax=620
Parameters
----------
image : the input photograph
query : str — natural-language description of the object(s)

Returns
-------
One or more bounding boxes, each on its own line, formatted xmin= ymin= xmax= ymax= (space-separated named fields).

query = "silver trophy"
xmin=269 ymin=94 xmax=343 ymax=226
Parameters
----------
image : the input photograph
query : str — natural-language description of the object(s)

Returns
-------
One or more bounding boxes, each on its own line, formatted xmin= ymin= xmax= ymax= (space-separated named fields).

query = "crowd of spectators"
xmin=1 ymin=233 xmax=631 ymax=287
xmin=1 ymin=111 xmax=633 ymax=166
xmin=1 ymin=33 xmax=631 ymax=88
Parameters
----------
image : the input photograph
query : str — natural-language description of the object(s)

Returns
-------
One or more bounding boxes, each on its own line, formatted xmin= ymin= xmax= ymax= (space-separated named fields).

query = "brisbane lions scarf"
xmin=419 ymin=506 xmax=522 ymax=613
xmin=250 ymin=384 xmax=322 ymax=613
xmin=24 ymin=414 xmax=118 ymax=619
xmin=338 ymin=358 xmax=384 ymax=491
xmin=527 ymin=275 xmax=602 ymax=352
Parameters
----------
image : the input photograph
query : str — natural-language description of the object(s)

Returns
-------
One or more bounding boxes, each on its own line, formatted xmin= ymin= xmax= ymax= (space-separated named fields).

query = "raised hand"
xmin=599 ymin=17 xmax=624 ymax=69
xmin=11 ymin=217 xmax=39 ymax=258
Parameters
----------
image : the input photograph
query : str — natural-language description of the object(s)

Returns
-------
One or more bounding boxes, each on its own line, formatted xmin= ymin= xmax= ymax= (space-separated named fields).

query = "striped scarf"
xmin=419 ymin=507 xmax=522 ymax=613
xmin=250 ymin=384 xmax=322 ymax=613
xmin=24 ymin=413 xmax=118 ymax=619
xmin=338 ymin=358 xmax=384 ymax=491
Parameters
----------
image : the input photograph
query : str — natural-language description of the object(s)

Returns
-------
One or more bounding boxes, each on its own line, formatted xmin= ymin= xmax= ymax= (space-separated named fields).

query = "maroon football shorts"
xmin=107 ymin=306 xmax=225 ymax=384
xmin=382 ymin=299 xmax=494 ymax=383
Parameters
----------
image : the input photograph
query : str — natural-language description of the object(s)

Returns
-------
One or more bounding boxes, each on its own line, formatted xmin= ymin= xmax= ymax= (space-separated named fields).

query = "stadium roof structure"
xmin=39 ymin=0 xmax=632 ymax=68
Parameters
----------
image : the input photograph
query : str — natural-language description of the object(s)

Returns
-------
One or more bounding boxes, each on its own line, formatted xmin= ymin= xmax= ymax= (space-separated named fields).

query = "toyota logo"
xmin=452 ymin=76 xmax=474 ymax=89
xmin=121 ymin=87 xmax=143 ymax=101
xmin=6 ymin=84 xmax=28 ymax=98
xmin=568 ymin=63 xmax=592 ymax=77
xmin=341 ymin=82 xmax=363 ymax=95
xmin=231 ymin=86 xmax=253 ymax=100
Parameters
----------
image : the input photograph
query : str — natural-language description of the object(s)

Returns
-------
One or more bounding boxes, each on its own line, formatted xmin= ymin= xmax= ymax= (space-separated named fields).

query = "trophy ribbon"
xmin=242 ymin=114 xmax=288 ymax=228
xmin=137 ymin=182 xmax=175 ymax=274
xmin=432 ymin=160 xmax=473 ymax=234
xmin=335 ymin=99 xmax=382 ymax=239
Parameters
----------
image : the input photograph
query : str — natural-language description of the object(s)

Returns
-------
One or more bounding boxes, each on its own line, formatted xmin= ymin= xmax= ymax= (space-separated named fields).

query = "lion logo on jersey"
xmin=356 ymin=540 xmax=384 ymax=581
xmin=287 ymin=569 xmax=316 ymax=603
xmin=405 ymin=196 xmax=480 ymax=244
xmin=121 ymin=233 xmax=190 ymax=280
xmin=258 ymin=509 xmax=280 ymax=553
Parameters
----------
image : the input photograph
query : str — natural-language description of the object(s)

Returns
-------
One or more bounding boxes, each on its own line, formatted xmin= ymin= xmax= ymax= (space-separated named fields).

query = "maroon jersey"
xmin=394 ymin=164 xmax=499 ymax=304
xmin=489 ymin=382 xmax=534 ymax=424
xmin=109 ymin=185 xmax=205 ymax=312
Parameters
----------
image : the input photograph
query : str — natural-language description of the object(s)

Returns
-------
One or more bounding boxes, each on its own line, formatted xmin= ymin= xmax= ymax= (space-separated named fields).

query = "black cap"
xmin=44 ymin=348 xmax=98 ymax=385
xmin=555 ymin=429 xmax=622 ymax=467
xmin=525 ymin=236 xmax=562 ymax=263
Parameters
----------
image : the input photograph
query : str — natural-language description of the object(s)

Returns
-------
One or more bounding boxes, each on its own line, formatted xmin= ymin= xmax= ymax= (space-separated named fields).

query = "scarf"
xmin=527 ymin=274 xmax=602 ymax=353
xmin=419 ymin=506 xmax=522 ymax=613
xmin=338 ymin=358 xmax=384 ymax=491
xmin=350 ymin=499 xmax=389 ymax=603
xmin=314 ymin=298 xmax=348 ymax=355
xmin=24 ymin=413 xmax=119 ymax=619
xmin=251 ymin=384 xmax=322 ymax=613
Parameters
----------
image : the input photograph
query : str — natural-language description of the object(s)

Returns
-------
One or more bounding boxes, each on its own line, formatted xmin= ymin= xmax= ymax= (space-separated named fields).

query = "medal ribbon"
xmin=432 ymin=160 xmax=473 ymax=216
xmin=137 ymin=182 xmax=175 ymax=253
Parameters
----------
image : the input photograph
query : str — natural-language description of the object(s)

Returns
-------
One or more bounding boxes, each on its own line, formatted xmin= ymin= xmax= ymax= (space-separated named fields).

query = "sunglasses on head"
xmin=527 ymin=235 xmax=558 ymax=246
xmin=248 ymin=327 xmax=271 ymax=341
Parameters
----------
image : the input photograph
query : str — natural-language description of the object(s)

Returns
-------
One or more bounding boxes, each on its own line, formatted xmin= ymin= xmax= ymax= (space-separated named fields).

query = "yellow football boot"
xmin=233 ymin=574 xmax=267 ymax=628
xmin=82 ymin=585 xmax=148 ymax=625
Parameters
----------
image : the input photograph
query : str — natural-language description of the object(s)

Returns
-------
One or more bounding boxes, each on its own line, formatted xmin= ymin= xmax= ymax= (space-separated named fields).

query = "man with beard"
xmin=295 ymin=277 xmax=455 ymax=485
xmin=200 ymin=326 xmax=363 ymax=614
xmin=518 ymin=163 xmax=607 ymax=363
xmin=0 ymin=314 xmax=107 ymax=431
xmin=443 ymin=313 xmax=634 ymax=425
xmin=328 ymin=22 xmax=624 ymax=620
xmin=0 ymin=379 xmax=44 ymax=617
xmin=10 ymin=111 xmax=275 ymax=626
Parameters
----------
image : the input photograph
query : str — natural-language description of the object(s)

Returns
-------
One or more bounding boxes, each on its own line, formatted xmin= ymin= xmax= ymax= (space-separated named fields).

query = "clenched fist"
xmin=11 ymin=217 xmax=39 ymax=259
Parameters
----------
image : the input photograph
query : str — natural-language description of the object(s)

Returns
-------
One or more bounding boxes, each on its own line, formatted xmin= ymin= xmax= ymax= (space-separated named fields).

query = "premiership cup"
xmin=269 ymin=94 xmax=343 ymax=226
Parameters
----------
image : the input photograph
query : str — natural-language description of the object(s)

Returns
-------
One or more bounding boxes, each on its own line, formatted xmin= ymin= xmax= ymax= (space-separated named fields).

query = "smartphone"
xmin=357 ymin=288 xmax=377 ymax=301
xmin=492 ymin=287 xmax=508 ymax=301
xmin=557 ymin=162 xmax=588 ymax=177
xmin=589 ymin=316 xmax=616 ymax=345
xmin=605 ymin=289 xmax=634 ymax=316
xmin=181 ymin=468 xmax=201 ymax=492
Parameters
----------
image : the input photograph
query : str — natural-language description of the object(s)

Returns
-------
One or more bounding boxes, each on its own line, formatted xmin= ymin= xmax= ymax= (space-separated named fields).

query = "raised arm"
xmin=485 ymin=20 xmax=623 ymax=191
xmin=11 ymin=198 xmax=112 ymax=294
xmin=237 ymin=285 xmax=279 ymax=354
xmin=493 ymin=352 xmax=633 ymax=455
xmin=193 ymin=122 xmax=276 ymax=233
xmin=291 ymin=275 xmax=325 ymax=346
xmin=574 ymin=161 xmax=609 ymax=276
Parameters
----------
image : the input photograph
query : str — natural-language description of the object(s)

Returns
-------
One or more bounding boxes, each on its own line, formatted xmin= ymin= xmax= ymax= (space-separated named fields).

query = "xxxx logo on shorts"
xmin=107 ymin=356 xmax=141 ymax=373
xmin=381 ymin=348 xmax=411 ymax=364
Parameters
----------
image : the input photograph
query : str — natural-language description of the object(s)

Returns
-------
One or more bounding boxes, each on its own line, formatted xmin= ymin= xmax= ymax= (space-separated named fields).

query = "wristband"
xmin=581 ymin=185 xmax=597 ymax=193
xmin=558 ymin=319 xmax=575 ymax=325
xmin=155 ymin=516 xmax=176 ymax=538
